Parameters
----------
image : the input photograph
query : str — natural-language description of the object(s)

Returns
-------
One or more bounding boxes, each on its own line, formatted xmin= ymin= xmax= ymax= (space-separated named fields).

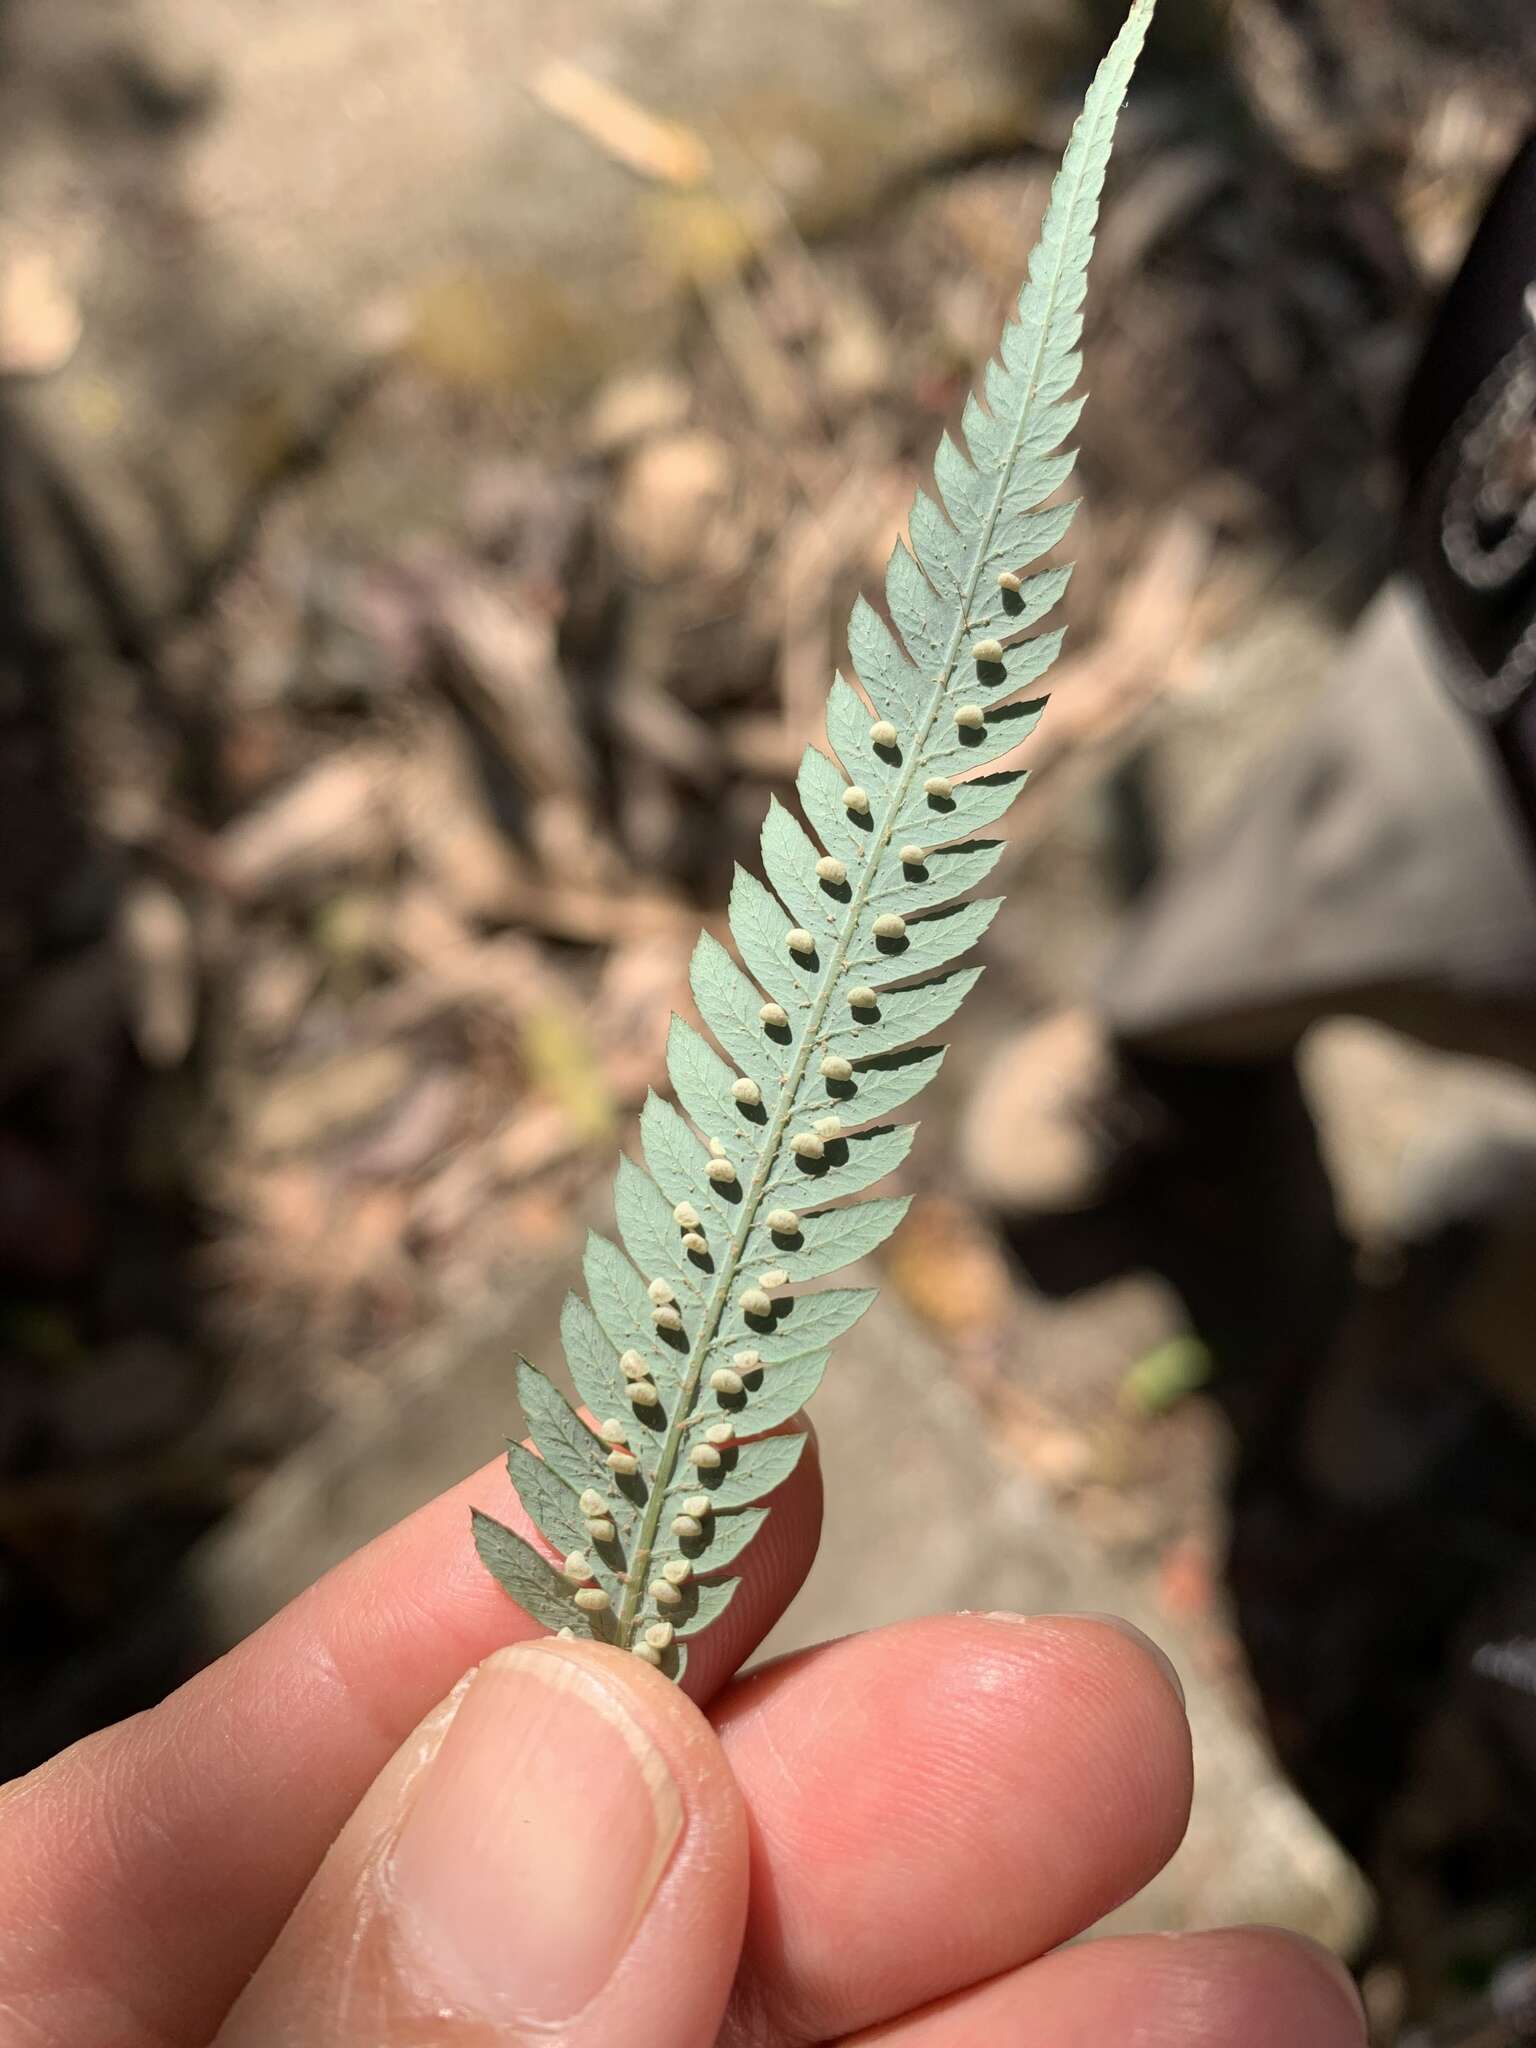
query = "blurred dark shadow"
xmin=0 ymin=0 xmax=234 ymax=1777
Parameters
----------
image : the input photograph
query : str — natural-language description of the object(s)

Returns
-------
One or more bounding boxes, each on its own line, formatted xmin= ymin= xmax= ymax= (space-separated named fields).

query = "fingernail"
xmin=388 ymin=1643 xmax=683 ymax=2024
xmin=985 ymin=1610 xmax=1186 ymax=1709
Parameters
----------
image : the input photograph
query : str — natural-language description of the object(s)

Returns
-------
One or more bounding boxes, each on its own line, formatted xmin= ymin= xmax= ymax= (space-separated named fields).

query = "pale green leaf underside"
xmin=475 ymin=0 xmax=1155 ymax=1669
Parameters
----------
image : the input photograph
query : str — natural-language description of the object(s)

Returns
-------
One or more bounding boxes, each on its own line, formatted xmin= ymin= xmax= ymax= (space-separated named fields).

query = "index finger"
xmin=0 ymin=1437 xmax=821 ymax=2048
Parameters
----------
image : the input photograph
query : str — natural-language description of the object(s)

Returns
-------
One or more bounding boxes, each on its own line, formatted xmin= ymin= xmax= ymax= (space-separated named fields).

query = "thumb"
xmin=216 ymin=1638 xmax=748 ymax=2047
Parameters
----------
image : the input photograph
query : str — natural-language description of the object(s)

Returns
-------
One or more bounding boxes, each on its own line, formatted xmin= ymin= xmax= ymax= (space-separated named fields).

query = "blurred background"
xmin=3 ymin=0 xmax=1536 ymax=2037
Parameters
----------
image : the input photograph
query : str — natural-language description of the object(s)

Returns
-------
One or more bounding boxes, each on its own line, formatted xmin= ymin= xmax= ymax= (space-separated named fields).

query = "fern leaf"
xmin=475 ymin=0 xmax=1156 ymax=1675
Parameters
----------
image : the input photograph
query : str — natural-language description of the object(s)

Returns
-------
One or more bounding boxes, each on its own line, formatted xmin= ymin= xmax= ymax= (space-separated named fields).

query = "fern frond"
xmin=475 ymin=0 xmax=1157 ymax=1676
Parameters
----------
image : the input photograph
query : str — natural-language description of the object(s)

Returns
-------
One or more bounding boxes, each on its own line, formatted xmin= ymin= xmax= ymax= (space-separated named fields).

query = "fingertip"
xmin=219 ymin=1636 xmax=750 ymax=2046
xmin=1036 ymin=1612 xmax=1185 ymax=1709
xmin=837 ymin=1928 xmax=1367 ymax=2047
xmin=1117 ymin=1928 xmax=1367 ymax=2046
xmin=1231 ymin=1928 xmax=1367 ymax=2036
xmin=711 ymin=1609 xmax=1200 ymax=2042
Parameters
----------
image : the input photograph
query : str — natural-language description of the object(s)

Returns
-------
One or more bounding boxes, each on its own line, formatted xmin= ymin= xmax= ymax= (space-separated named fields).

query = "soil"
xmin=4 ymin=2 xmax=1536 ymax=2031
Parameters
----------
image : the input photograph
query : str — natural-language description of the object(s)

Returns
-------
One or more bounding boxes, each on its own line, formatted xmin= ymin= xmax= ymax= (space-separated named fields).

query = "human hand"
xmin=0 ymin=1439 xmax=1366 ymax=2045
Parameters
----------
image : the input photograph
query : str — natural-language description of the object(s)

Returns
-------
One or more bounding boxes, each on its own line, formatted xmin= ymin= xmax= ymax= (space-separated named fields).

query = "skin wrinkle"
xmin=281 ymin=1620 xmax=423 ymax=1775
xmin=743 ymin=1713 xmax=803 ymax=1811
xmin=0 ymin=1735 xmax=197 ymax=2046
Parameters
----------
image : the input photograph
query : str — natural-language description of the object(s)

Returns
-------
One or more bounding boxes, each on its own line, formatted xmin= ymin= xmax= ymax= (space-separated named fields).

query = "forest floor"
xmin=5 ymin=1 xmax=1536 ymax=2033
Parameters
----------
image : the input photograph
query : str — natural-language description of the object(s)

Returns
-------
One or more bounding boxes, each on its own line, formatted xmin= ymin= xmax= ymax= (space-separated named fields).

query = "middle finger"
xmin=709 ymin=1612 xmax=1192 ymax=2046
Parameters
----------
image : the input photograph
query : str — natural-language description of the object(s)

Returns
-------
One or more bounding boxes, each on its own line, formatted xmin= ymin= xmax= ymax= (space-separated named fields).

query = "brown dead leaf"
xmin=531 ymin=58 xmax=713 ymax=189
xmin=117 ymin=879 xmax=197 ymax=1068
xmin=494 ymin=1102 xmax=586 ymax=1181
xmin=344 ymin=1068 xmax=464 ymax=1180
xmin=0 ymin=231 xmax=81 ymax=377
xmin=884 ymin=1196 xmax=1015 ymax=1339
xmin=431 ymin=572 xmax=595 ymax=808
xmin=585 ymin=367 xmax=692 ymax=455
xmin=244 ymin=1044 xmax=413 ymax=1158
xmin=217 ymin=750 xmax=396 ymax=898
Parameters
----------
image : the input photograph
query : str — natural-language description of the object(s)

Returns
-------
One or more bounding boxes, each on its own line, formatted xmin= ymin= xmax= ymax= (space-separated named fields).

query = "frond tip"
xmin=474 ymin=0 xmax=1157 ymax=1676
